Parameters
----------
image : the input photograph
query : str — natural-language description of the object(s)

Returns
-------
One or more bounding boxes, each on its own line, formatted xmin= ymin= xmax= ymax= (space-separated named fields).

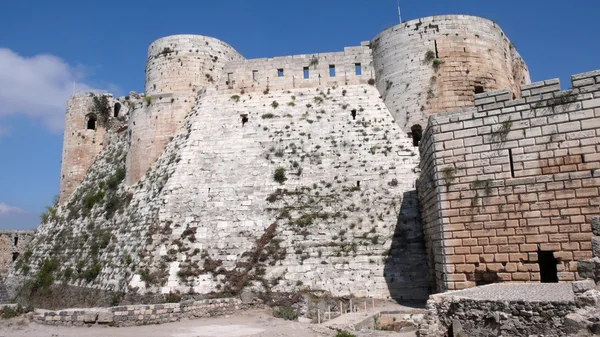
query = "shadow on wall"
xmin=383 ymin=190 xmax=431 ymax=306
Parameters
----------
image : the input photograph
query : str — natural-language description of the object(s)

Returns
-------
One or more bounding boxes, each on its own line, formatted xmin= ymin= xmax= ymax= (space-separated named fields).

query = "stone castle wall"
xmin=145 ymin=35 xmax=245 ymax=96
xmin=372 ymin=15 xmax=530 ymax=133
xmin=59 ymin=94 xmax=129 ymax=203
xmin=220 ymin=44 xmax=374 ymax=93
xmin=127 ymin=35 xmax=245 ymax=185
xmin=0 ymin=230 xmax=33 ymax=275
xmin=126 ymin=93 xmax=195 ymax=184
xmin=417 ymin=70 xmax=600 ymax=291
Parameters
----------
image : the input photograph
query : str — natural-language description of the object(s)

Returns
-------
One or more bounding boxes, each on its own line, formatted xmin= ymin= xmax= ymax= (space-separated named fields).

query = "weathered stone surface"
xmin=572 ymin=280 xmax=597 ymax=295
xmin=593 ymin=237 xmax=600 ymax=258
xmin=592 ymin=217 xmax=600 ymax=236
xmin=97 ymin=312 xmax=114 ymax=324
xmin=82 ymin=313 xmax=98 ymax=323
xmin=419 ymin=286 xmax=579 ymax=337
xmin=576 ymin=290 xmax=600 ymax=308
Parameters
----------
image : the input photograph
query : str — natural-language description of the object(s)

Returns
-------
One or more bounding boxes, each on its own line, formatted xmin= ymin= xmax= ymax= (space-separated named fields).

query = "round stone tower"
xmin=126 ymin=35 xmax=245 ymax=184
xmin=59 ymin=93 xmax=114 ymax=203
xmin=372 ymin=15 xmax=530 ymax=133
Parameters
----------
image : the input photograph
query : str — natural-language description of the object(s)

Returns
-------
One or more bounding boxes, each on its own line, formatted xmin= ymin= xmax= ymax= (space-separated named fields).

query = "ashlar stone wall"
xmin=59 ymin=93 xmax=129 ymax=203
xmin=9 ymin=84 xmax=431 ymax=302
xmin=0 ymin=230 xmax=33 ymax=275
xmin=220 ymin=44 xmax=374 ymax=93
xmin=417 ymin=69 xmax=600 ymax=292
xmin=372 ymin=15 xmax=530 ymax=133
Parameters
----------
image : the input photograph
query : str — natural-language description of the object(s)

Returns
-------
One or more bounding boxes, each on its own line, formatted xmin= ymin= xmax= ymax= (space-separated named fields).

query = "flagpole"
xmin=397 ymin=0 xmax=402 ymax=23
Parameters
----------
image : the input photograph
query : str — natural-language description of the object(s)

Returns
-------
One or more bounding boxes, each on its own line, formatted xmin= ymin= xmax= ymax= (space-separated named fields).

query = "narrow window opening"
xmin=277 ymin=69 xmax=284 ymax=77
xmin=241 ymin=114 xmax=248 ymax=126
xmin=86 ymin=115 xmax=97 ymax=130
xmin=508 ymin=148 xmax=515 ymax=178
xmin=512 ymin=93 xmax=516 ymax=99
xmin=303 ymin=67 xmax=309 ymax=79
xmin=356 ymin=181 xmax=360 ymax=187
xmin=410 ymin=125 xmax=423 ymax=147
xmin=351 ymin=109 xmax=357 ymax=120
xmin=582 ymin=154 xmax=586 ymax=163
xmin=474 ymin=85 xmax=484 ymax=94
xmin=252 ymin=70 xmax=258 ymax=82
xmin=355 ymin=63 xmax=362 ymax=75
xmin=434 ymin=40 xmax=439 ymax=58
xmin=329 ymin=65 xmax=336 ymax=77
xmin=12 ymin=252 xmax=19 ymax=262
xmin=538 ymin=250 xmax=559 ymax=283
xmin=227 ymin=72 xmax=234 ymax=87
xmin=14 ymin=237 xmax=18 ymax=246
xmin=114 ymin=102 xmax=121 ymax=118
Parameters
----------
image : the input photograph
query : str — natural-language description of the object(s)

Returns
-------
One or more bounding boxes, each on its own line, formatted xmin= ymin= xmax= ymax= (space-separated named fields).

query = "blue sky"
xmin=0 ymin=0 xmax=598 ymax=229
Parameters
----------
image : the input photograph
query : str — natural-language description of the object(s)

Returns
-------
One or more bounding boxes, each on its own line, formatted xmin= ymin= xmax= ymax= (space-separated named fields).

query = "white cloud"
xmin=0 ymin=48 xmax=95 ymax=132
xmin=0 ymin=202 xmax=25 ymax=215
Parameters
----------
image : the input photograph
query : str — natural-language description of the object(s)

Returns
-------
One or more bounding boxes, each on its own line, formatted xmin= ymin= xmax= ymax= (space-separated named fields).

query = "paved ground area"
xmin=0 ymin=308 xmax=413 ymax=337
xmin=441 ymin=283 xmax=575 ymax=302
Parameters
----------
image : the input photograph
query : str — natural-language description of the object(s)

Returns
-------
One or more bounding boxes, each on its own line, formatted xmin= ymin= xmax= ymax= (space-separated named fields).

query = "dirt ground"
xmin=0 ymin=309 xmax=416 ymax=337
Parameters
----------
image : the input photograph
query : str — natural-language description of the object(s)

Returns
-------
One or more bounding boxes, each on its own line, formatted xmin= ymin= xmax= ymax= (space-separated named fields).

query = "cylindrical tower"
xmin=59 ymin=93 xmax=110 ymax=203
xmin=372 ymin=15 xmax=530 ymax=133
xmin=145 ymin=35 xmax=245 ymax=96
xmin=126 ymin=35 xmax=245 ymax=185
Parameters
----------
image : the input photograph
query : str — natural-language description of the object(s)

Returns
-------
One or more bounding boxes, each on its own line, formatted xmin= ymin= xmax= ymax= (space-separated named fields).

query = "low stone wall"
xmin=418 ymin=284 xmax=579 ymax=337
xmin=35 ymin=298 xmax=243 ymax=327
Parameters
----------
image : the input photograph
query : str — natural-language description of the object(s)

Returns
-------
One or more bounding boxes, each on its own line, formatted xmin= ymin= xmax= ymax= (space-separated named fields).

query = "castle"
xmin=6 ymin=15 xmax=598 ymax=303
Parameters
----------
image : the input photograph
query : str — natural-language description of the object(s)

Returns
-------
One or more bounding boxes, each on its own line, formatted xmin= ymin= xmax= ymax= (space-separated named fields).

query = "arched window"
xmin=411 ymin=124 xmax=423 ymax=147
xmin=86 ymin=115 xmax=97 ymax=130
xmin=114 ymin=102 xmax=121 ymax=117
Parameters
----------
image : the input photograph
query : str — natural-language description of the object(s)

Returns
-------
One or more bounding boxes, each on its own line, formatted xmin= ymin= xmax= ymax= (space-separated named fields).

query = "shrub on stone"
xmin=273 ymin=306 xmax=298 ymax=321
xmin=32 ymin=258 xmax=59 ymax=292
xmin=335 ymin=331 xmax=357 ymax=337
xmin=273 ymin=168 xmax=286 ymax=184
xmin=271 ymin=101 xmax=279 ymax=109
xmin=106 ymin=168 xmax=125 ymax=190
xmin=425 ymin=50 xmax=435 ymax=62
xmin=368 ymin=78 xmax=375 ymax=86
xmin=83 ymin=263 xmax=102 ymax=282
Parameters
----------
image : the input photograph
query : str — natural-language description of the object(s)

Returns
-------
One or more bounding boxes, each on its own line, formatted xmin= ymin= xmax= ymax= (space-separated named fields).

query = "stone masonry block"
xmin=593 ymin=237 xmax=600 ymax=259
xmin=592 ymin=217 xmax=600 ymax=236
xmin=582 ymin=98 xmax=600 ymax=109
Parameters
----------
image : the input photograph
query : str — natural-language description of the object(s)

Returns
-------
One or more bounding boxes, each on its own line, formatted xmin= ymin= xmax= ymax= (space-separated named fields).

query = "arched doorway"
xmin=114 ymin=102 xmax=122 ymax=117
xmin=410 ymin=125 xmax=422 ymax=146
xmin=86 ymin=115 xmax=97 ymax=130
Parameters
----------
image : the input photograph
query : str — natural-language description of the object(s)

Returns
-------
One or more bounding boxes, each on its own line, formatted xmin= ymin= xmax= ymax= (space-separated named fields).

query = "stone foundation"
xmin=36 ymin=298 xmax=243 ymax=327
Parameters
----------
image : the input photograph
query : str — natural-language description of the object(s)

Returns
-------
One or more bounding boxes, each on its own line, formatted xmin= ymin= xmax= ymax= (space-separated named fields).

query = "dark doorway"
xmin=114 ymin=102 xmax=121 ymax=117
xmin=241 ymin=114 xmax=248 ymax=126
xmin=14 ymin=236 xmax=18 ymax=246
xmin=410 ymin=125 xmax=423 ymax=147
xmin=351 ymin=109 xmax=357 ymax=120
xmin=86 ymin=115 xmax=97 ymax=130
xmin=538 ymin=250 xmax=558 ymax=283
xmin=12 ymin=252 xmax=19 ymax=262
